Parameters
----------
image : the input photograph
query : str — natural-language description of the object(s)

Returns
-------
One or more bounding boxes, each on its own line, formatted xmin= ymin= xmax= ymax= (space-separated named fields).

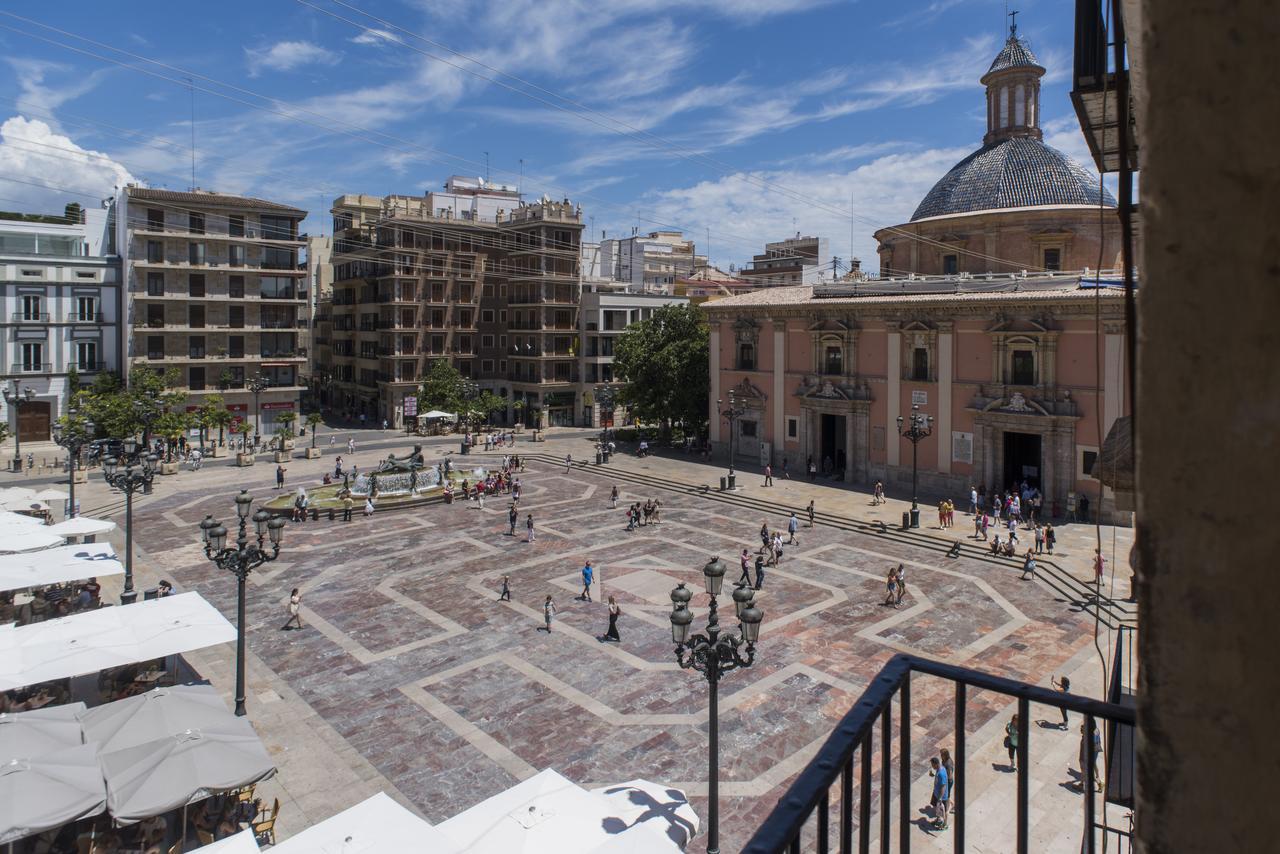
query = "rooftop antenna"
xmin=484 ymin=151 xmax=490 ymax=184
xmin=185 ymin=76 xmax=196 ymax=190
xmin=518 ymin=158 xmax=524 ymax=197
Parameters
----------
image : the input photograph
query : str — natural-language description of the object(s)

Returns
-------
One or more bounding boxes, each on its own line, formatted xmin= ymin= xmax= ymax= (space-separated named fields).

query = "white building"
xmin=0 ymin=202 xmax=122 ymax=443
xmin=420 ymin=176 xmax=521 ymax=223
xmin=738 ymin=234 xmax=831 ymax=286
xmin=597 ymin=231 xmax=702 ymax=294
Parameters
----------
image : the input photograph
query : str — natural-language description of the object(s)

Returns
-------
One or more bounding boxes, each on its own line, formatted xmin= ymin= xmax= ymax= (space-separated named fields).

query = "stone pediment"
xmin=807 ymin=317 xmax=853 ymax=334
xmin=796 ymin=376 xmax=872 ymax=401
xmin=728 ymin=377 xmax=767 ymax=402
xmin=987 ymin=315 xmax=1051 ymax=334
xmin=981 ymin=392 xmax=1050 ymax=416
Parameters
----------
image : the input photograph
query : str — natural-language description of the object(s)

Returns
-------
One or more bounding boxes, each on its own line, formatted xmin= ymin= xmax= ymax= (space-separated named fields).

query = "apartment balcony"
xmin=131 ymin=259 xmax=306 ymax=276
xmin=378 ymin=346 xmax=419 ymax=357
xmin=14 ymin=363 xmax=53 ymax=374
xmin=10 ymin=312 xmax=50 ymax=323
xmin=129 ymin=225 xmax=304 ymax=246
xmin=742 ymin=653 xmax=1135 ymax=853
xmin=69 ymin=313 xmax=106 ymax=324
xmin=130 ymin=288 xmax=307 ymax=303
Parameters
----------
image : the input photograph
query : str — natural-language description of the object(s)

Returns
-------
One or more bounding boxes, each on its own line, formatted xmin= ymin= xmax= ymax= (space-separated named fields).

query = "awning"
xmin=0 ymin=743 xmax=106 ymax=845
xmin=47 ymin=516 xmax=117 ymax=538
xmin=80 ymin=685 xmax=237 ymax=755
xmin=273 ymin=792 xmax=459 ymax=853
xmin=0 ymin=592 xmax=236 ymax=691
xmin=422 ymin=410 xmax=457 ymax=420
xmin=0 ymin=543 xmax=122 ymax=593
xmin=0 ymin=703 xmax=88 ymax=759
xmin=193 ymin=829 xmax=261 ymax=852
xmin=0 ymin=528 xmax=65 ymax=554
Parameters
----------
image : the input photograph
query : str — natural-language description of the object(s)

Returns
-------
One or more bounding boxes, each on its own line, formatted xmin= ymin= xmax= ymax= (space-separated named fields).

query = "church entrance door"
xmin=1002 ymin=431 xmax=1042 ymax=490
xmin=819 ymin=413 xmax=848 ymax=478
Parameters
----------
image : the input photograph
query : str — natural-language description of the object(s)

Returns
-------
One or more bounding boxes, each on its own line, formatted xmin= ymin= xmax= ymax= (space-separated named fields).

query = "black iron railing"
xmin=742 ymin=654 xmax=1134 ymax=854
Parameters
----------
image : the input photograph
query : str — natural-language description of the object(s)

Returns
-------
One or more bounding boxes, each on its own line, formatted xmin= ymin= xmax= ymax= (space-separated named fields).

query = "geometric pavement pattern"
xmin=135 ymin=461 xmax=1097 ymax=853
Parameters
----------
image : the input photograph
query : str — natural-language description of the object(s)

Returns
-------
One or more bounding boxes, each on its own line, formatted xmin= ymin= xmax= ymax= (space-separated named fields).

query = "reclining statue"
xmin=374 ymin=445 xmax=426 ymax=474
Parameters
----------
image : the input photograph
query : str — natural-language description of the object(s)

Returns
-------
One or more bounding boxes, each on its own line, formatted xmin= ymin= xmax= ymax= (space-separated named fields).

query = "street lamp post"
xmin=199 ymin=491 xmax=286 ymax=717
xmin=595 ymin=384 xmax=616 ymax=458
xmin=102 ymin=443 xmax=158 ymax=604
xmin=717 ymin=390 xmax=743 ymax=489
xmin=3 ymin=381 xmax=36 ymax=472
xmin=247 ymin=374 xmax=269 ymax=448
xmin=669 ymin=558 xmax=764 ymax=854
xmin=896 ymin=403 xmax=934 ymax=529
xmin=52 ymin=408 xmax=94 ymax=519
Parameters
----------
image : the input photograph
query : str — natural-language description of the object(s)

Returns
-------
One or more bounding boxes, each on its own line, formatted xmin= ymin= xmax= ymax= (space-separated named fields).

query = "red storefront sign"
xmin=260 ymin=402 xmax=295 ymax=411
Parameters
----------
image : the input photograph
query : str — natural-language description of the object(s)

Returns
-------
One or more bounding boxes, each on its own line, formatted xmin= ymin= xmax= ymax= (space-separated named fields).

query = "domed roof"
xmin=910 ymin=137 xmax=1116 ymax=221
xmin=985 ymin=32 xmax=1042 ymax=77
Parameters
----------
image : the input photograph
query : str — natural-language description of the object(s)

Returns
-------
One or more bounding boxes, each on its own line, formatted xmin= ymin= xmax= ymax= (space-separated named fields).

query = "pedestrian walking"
xmin=581 ymin=561 xmax=594 ymax=602
xmin=787 ymin=512 xmax=799 ymax=544
xmin=347 ymin=438 xmax=355 ymax=454
xmin=739 ymin=549 xmax=752 ymax=585
xmin=610 ymin=485 xmax=618 ymax=509
xmin=526 ymin=513 xmax=535 ymax=543
xmin=541 ymin=595 xmax=557 ymax=632
xmin=884 ymin=567 xmax=899 ymax=607
xmin=929 ymin=757 xmax=950 ymax=830
xmin=281 ymin=588 xmax=303 ymax=630
xmin=329 ymin=435 xmax=335 ymax=448
xmin=1051 ymin=675 xmax=1071 ymax=728
xmin=806 ymin=499 xmax=815 ymax=528
xmin=753 ymin=554 xmax=765 ymax=590
xmin=275 ymin=465 xmax=286 ymax=489
xmin=873 ymin=480 xmax=885 ymax=505
xmin=508 ymin=505 xmax=518 ymax=536
xmin=565 ymin=453 xmax=572 ymax=473
xmin=1004 ymin=714 xmax=1020 ymax=770
xmin=1021 ymin=550 xmax=1037 ymax=580
xmin=969 ymin=486 xmax=978 ymax=515
xmin=499 ymin=575 xmax=511 ymax=601
xmin=1045 ymin=523 xmax=1056 ymax=554
xmin=782 ymin=458 xmax=790 ymax=479
xmin=895 ymin=563 xmax=907 ymax=606
xmin=603 ymin=596 xmax=621 ymax=642
xmin=1078 ymin=720 xmax=1103 ymax=792
xmin=381 ymin=419 xmax=388 ymax=431
xmin=1093 ymin=549 xmax=1106 ymax=586
xmin=476 ymin=489 xmax=485 ymax=510
xmin=763 ymin=464 xmax=773 ymax=487
xmin=1034 ymin=523 xmax=1044 ymax=553
xmin=807 ymin=456 xmax=817 ymax=481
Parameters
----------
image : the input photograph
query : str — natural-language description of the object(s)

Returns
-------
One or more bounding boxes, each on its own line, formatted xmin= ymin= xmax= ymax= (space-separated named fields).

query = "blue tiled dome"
xmin=985 ymin=34 xmax=1042 ymax=76
xmin=910 ymin=137 xmax=1115 ymax=221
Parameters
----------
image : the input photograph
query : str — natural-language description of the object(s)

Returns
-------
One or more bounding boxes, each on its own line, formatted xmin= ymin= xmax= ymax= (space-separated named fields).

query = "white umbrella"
xmin=0 ymin=703 xmax=88 ymax=760
xmin=80 ymin=685 xmax=234 ymax=755
xmin=100 ymin=720 xmax=276 ymax=825
xmin=47 ymin=516 xmax=116 ymax=538
xmin=194 ymin=829 xmax=261 ymax=852
xmin=33 ymin=489 xmax=69 ymax=502
xmin=272 ymin=792 xmax=458 ymax=854
xmin=0 ymin=499 xmax=47 ymax=513
xmin=588 ymin=780 xmax=699 ymax=851
xmin=0 ymin=743 xmax=106 ymax=845
xmin=0 ymin=543 xmax=122 ymax=595
xmin=0 ymin=511 xmax=43 ymax=527
xmin=0 ymin=529 xmax=64 ymax=554
xmin=0 ymin=488 xmax=36 ymax=502
xmin=423 ymin=410 xmax=457 ymax=420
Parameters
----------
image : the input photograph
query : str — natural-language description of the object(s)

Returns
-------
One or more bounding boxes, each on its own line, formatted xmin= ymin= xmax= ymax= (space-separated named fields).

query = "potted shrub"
xmin=274 ymin=411 xmax=298 ymax=451
xmin=234 ymin=423 xmax=255 ymax=466
xmin=512 ymin=399 xmax=525 ymax=434
xmin=304 ymin=412 xmax=323 ymax=458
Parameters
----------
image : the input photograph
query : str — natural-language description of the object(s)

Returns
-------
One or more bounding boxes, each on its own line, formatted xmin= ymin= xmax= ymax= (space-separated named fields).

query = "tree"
xmin=612 ymin=303 xmax=709 ymax=434
xmin=467 ymin=391 xmax=505 ymax=429
xmin=196 ymin=395 xmax=228 ymax=450
xmin=79 ymin=367 xmax=184 ymax=444
xmin=274 ymin=411 xmax=297 ymax=444
xmin=305 ymin=412 xmax=324 ymax=448
xmin=419 ymin=358 xmax=464 ymax=414
xmin=153 ymin=410 xmax=192 ymax=462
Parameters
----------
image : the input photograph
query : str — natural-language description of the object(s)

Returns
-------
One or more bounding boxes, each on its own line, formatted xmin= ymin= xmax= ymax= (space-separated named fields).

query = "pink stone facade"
xmin=703 ymin=282 xmax=1131 ymax=523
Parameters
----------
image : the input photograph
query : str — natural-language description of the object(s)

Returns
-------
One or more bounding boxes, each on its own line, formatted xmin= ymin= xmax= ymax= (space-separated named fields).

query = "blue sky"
xmin=0 ymin=0 xmax=1095 ymax=272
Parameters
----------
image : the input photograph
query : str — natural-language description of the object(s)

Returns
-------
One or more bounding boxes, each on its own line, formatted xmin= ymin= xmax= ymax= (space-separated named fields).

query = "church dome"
xmin=910 ymin=137 xmax=1116 ymax=221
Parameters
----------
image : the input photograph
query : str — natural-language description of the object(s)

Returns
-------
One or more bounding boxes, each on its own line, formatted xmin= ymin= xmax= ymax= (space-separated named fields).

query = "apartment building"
xmin=321 ymin=178 xmax=584 ymax=428
xmin=0 ymin=203 xmax=122 ymax=441
xmin=117 ymin=186 xmax=308 ymax=434
xmin=597 ymin=230 xmax=702 ymax=294
xmin=737 ymin=234 xmax=832 ymax=286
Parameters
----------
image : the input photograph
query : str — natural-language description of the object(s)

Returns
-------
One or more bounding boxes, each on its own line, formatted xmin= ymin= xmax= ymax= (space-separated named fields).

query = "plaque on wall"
xmin=912 ymin=390 xmax=928 ymax=406
xmin=952 ymin=431 xmax=974 ymax=464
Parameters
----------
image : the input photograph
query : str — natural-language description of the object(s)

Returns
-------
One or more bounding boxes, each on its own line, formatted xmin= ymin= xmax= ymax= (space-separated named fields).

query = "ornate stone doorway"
xmin=819 ymin=413 xmax=848 ymax=478
xmin=1002 ymin=430 xmax=1042 ymax=489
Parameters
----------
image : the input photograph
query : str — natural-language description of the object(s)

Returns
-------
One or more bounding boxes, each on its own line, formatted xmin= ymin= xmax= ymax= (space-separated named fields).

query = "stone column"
xmin=708 ymin=323 xmax=721 ymax=443
xmin=772 ymin=320 xmax=786 ymax=466
xmin=844 ymin=410 xmax=855 ymax=483
xmin=937 ymin=325 xmax=954 ymax=474
xmin=886 ymin=331 xmax=901 ymax=467
xmin=852 ymin=405 xmax=870 ymax=484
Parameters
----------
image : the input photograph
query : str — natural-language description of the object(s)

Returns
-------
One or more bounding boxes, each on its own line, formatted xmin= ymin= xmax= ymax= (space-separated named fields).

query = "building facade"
xmin=321 ymin=179 xmax=584 ymax=428
xmin=597 ymin=231 xmax=701 ymax=294
xmin=0 ymin=204 xmax=122 ymax=440
xmin=737 ymin=234 xmax=831 ymax=286
xmin=118 ymin=186 xmax=308 ymax=434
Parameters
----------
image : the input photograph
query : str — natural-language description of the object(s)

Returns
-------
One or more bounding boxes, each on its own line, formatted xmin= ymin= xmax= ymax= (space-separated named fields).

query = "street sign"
xmin=403 ymin=396 xmax=418 ymax=418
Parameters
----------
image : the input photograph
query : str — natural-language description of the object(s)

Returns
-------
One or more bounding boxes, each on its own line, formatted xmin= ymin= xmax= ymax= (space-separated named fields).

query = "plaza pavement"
xmin=9 ymin=426 xmax=1135 ymax=851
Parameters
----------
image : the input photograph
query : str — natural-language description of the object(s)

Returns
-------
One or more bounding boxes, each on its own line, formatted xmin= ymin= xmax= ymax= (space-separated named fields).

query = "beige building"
xmin=320 ymin=179 xmax=584 ymax=427
xmin=117 ymin=186 xmax=308 ymax=434
xmin=737 ymin=234 xmax=831 ymax=286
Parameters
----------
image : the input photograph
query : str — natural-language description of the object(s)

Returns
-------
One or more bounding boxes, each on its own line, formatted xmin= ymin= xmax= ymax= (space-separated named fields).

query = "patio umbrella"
xmin=423 ymin=410 xmax=457 ymax=420
xmin=0 ymin=743 xmax=106 ymax=845
xmin=0 ymin=488 xmax=36 ymax=502
xmin=0 ymin=703 xmax=87 ymax=760
xmin=588 ymin=780 xmax=698 ymax=851
xmin=272 ymin=792 xmax=459 ymax=853
xmin=0 ymin=529 xmax=64 ymax=553
xmin=191 ymin=829 xmax=261 ymax=852
xmin=47 ymin=516 xmax=117 ymax=538
xmin=0 ymin=511 xmax=43 ymax=529
xmin=100 ymin=719 xmax=276 ymax=825
xmin=79 ymin=685 xmax=232 ymax=755
xmin=0 ymin=500 xmax=47 ymax=514
xmin=33 ymin=489 xmax=69 ymax=503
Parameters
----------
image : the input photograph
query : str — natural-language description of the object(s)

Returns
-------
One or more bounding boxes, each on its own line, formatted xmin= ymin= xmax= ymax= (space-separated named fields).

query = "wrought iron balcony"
xmin=743 ymin=653 xmax=1134 ymax=854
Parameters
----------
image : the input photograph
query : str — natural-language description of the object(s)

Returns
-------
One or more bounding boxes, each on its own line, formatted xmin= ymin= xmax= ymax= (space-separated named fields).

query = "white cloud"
xmin=0 ymin=116 xmax=136 ymax=210
xmin=351 ymin=28 xmax=397 ymax=46
xmin=5 ymin=59 xmax=108 ymax=133
xmin=245 ymin=41 xmax=337 ymax=77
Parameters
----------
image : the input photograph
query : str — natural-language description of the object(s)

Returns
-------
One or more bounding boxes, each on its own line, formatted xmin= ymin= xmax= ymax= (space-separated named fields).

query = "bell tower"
xmin=981 ymin=17 xmax=1046 ymax=145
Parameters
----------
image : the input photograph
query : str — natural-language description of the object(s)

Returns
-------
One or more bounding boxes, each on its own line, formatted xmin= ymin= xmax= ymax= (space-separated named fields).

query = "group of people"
xmin=883 ymin=564 xmax=909 ymax=608
xmin=623 ymin=498 xmax=663 ymax=530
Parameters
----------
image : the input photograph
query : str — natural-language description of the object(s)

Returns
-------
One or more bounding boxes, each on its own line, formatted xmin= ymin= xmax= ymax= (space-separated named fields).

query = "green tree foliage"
xmin=75 ymin=367 xmax=185 ymax=444
xmin=419 ymin=358 xmax=463 ymax=414
xmin=153 ymin=410 xmax=192 ymax=462
xmin=612 ymin=303 xmax=709 ymax=432
xmin=274 ymin=411 xmax=297 ymax=441
xmin=305 ymin=412 xmax=324 ymax=448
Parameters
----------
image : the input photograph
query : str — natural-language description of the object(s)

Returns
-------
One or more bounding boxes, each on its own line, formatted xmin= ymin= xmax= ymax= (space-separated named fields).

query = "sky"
xmin=0 ymin=0 xmax=1101 ymax=273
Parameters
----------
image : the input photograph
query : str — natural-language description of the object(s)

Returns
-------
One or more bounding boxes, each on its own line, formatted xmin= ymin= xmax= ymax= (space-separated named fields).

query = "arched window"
xmin=999 ymin=87 xmax=1009 ymax=127
xmin=1015 ymin=83 xmax=1026 ymax=125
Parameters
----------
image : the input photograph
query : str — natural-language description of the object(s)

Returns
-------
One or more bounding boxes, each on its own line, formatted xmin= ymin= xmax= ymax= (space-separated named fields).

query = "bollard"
xmin=902 ymin=511 xmax=911 ymax=531
xmin=719 ymin=476 xmax=727 ymax=491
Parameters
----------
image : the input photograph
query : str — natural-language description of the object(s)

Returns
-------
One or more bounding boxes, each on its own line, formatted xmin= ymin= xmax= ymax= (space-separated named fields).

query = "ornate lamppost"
xmin=717 ymin=389 xmax=744 ymax=489
xmin=247 ymin=373 xmax=269 ymax=448
xmin=897 ymin=402 xmax=934 ymax=528
xmin=669 ymin=558 xmax=764 ymax=854
xmin=52 ymin=408 xmax=94 ymax=519
xmin=3 ymin=381 xmax=36 ymax=472
xmin=199 ymin=491 xmax=286 ymax=717
xmin=103 ymin=443 xmax=158 ymax=604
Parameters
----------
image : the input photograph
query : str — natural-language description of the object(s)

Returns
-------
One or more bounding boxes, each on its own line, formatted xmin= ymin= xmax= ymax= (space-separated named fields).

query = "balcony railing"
xmin=16 ymin=363 xmax=53 ymax=373
xmin=743 ymin=654 xmax=1135 ymax=854
xmin=70 ymin=312 xmax=106 ymax=323
xmin=76 ymin=361 xmax=108 ymax=373
xmin=11 ymin=312 xmax=50 ymax=322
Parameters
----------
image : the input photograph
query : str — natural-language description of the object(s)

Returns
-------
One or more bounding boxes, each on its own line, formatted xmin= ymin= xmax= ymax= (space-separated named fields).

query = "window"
xmin=482 ymin=309 xmax=495 ymax=323
xmin=229 ymin=245 xmax=245 ymax=267
xmin=189 ymin=213 xmax=205 ymax=234
xmin=21 ymin=295 xmax=42 ymax=320
xmin=228 ymin=275 xmax=245 ymax=298
xmin=1078 ymin=446 xmax=1100 ymax=480
xmin=740 ymin=420 xmax=757 ymax=438
xmin=1043 ymin=248 xmax=1062 ymax=271
xmin=911 ymin=347 xmax=929 ymax=382
xmin=228 ymin=306 xmax=244 ymax=328
xmin=75 ymin=341 xmax=98 ymax=371
xmin=481 ymin=335 xmax=495 ymax=348
xmin=824 ymin=345 xmax=843 ymax=375
xmin=260 ymin=277 xmax=294 ymax=299
xmin=21 ymin=342 xmax=43 ymax=371
xmin=188 ymin=305 xmax=205 ymax=328
xmin=259 ymin=216 xmax=294 ymax=241
xmin=228 ymin=335 xmax=244 ymax=358
xmin=942 ymin=254 xmax=958 ymax=275
xmin=1011 ymin=349 xmax=1036 ymax=385
xmin=189 ymin=274 xmax=206 ymax=297
xmin=188 ymin=366 xmax=206 ymax=390
xmin=146 ymin=305 xmax=165 ymax=327
xmin=786 ymin=416 xmax=799 ymax=441
xmin=147 ymin=272 xmax=165 ymax=296
xmin=228 ymin=214 xmax=245 ymax=237
xmin=147 ymin=336 xmax=165 ymax=360
xmin=146 ymin=209 xmax=164 ymax=231
xmin=500 ymin=360 xmax=507 ymax=373
xmin=147 ymin=240 xmax=164 ymax=262
xmin=188 ymin=243 xmax=205 ymax=265
xmin=75 ymin=296 xmax=98 ymax=322
xmin=738 ymin=343 xmax=755 ymax=370
xmin=189 ymin=335 xmax=206 ymax=359
xmin=262 ymin=247 xmax=295 ymax=269
xmin=482 ymin=359 xmax=494 ymax=373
